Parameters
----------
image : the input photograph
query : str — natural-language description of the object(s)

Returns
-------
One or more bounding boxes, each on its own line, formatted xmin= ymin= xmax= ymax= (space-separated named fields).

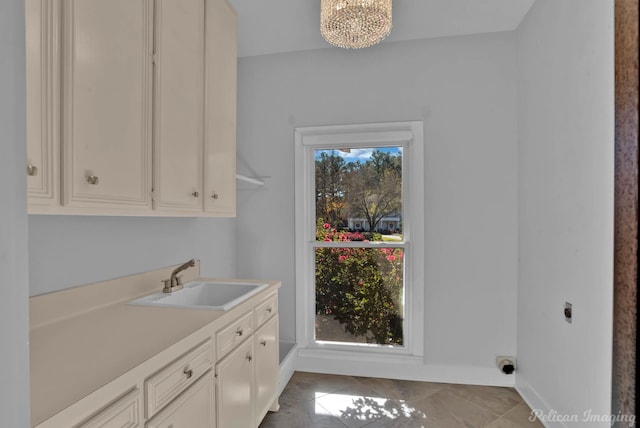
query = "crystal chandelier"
xmin=321 ymin=0 xmax=392 ymax=49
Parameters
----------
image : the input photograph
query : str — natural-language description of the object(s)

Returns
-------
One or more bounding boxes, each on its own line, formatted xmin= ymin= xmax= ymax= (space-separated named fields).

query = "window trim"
xmin=294 ymin=121 xmax=425 ymax=359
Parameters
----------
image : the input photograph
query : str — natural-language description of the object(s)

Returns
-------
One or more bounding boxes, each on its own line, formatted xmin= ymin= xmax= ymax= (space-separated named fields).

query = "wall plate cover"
xmin=564 ymin=302 xmax=572 ymax=323
xmin=496 ymin=356 xmax=516 ymax=374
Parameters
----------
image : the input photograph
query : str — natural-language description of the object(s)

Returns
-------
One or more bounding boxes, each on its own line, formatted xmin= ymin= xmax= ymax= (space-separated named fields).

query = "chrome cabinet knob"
xmin=192 ymin=191 xmax=199 ymax=197
xmin=87 ymin=175 xmax=99 ymax=185
xmin=183 ymin=368 xmax=193 ymax=379
xmin=260 ymin=339 xmax=267 ymax=347
xmin=236 ymin=328 xmax=243 ymax=336
xmin=211 ymin=193 xmax=219 ymax=199
xmin=27 ymin=164 xmax=38 ymax=176
xmin=246 ymin=354 xmax=252 ymax=362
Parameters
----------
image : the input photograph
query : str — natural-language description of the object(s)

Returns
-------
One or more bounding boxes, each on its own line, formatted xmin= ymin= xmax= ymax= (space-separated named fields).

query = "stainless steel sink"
xmin=128 ymin=281 xmax=269 ymax=311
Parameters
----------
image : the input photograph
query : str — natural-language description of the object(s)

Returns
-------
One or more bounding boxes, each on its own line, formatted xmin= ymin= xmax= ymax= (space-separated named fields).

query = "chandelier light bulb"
xmin=321 ymin=0 xmax=392 ymax=49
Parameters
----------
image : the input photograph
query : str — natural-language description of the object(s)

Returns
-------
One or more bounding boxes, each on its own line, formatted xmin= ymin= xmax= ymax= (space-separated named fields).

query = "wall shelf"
xmin=236 ymin=174 xmax=265 ymax=186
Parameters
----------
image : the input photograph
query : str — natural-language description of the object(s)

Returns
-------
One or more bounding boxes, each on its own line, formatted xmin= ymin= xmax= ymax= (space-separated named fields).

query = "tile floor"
xmin=259 ymin=372 xmax=544 ymax=428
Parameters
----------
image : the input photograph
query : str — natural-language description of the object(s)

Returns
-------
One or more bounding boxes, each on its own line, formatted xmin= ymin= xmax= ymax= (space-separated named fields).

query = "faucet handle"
xmin=175 ymin=275 xmax=183 ymax=286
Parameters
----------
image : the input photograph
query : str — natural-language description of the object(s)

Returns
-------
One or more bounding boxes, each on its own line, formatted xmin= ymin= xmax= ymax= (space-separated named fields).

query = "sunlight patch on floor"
xmin=314 ymin=391 xmax=426 ymax=421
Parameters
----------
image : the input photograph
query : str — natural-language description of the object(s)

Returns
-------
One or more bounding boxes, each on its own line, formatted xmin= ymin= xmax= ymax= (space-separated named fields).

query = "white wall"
xmin=516 ymin=0 xmax=614 ymax=425
xmin=236 ymin=32 xmax=519 ymax=382
xmin=0 ymin=0 xmax=31 ymax=425
xmin=29 ymin=216 xmax=237 ymax=295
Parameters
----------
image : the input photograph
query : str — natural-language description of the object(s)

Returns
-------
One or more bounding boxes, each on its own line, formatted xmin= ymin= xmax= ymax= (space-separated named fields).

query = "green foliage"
xmin=315 ymin=149 xmax=402 ymax=232
xmin=315 ymin=151 xmax=346 ymax=227
xmin=315 ymin=219 xmax=404 ymax=346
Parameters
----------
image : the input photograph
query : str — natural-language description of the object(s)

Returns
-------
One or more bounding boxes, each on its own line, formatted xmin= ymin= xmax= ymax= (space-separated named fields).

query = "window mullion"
xmin=312 ymin=241 xmax=405 ymax=249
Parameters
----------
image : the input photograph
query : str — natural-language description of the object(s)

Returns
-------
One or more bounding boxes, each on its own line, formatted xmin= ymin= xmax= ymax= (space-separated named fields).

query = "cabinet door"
xmin=62 ymin=0 xmax=152 ymax=211
xmin=146 ymin=372 xmax=215 ymax=428
xmin=204 ymin=0 xmax=237 ymax=216
xmin=26 ymin=0 xmax=59 ymax=210
xmin=216 ymin=339 xmax=253 ymax=428
xmin=254 ymin=316 xmax=279 ymax=424
xmin=152 ymin=0 xmax=204 ymax=212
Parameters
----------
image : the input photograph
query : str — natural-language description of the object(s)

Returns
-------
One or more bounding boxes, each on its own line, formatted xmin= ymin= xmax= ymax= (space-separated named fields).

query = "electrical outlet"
xmin=564 ymin=302 xmax=572 ymax=323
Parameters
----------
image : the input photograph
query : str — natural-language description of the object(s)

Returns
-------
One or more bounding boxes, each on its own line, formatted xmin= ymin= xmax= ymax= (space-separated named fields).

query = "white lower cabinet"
xmin=77 ymin=389 xmax=142 ymax=428
xmin=215 ymin=339 xmax=254 ymax=428
xmin=35 ymin=288 xmax=279 ymax=428
xmin=215 ymin=294 xmax=280 ymax=428
xmin=254 ymin=317 xmax=279 ymax=423
xmin=146 ymin=372 xmax=215 ymax=428
xmin=144 ymin=339 xmax=214 ymax=419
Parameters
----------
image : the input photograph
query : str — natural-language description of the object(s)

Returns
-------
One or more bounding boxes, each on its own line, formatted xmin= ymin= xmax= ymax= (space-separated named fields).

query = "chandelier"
xmin=321 ymin=0 xmax=392 ymax=49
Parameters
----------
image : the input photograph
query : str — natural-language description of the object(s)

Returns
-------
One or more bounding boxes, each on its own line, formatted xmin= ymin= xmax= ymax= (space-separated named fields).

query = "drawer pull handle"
xmin=27 ymin=164 xmax=38 ymax=176
xmin=183 ymin=368 xmax=193 ymax=379
xmin=212 ymin=193 xmax=219 ymax=199
xmin=192 ymin=191 xmax=199 ymax=198
xmin=246 ymin=354 xmax=252 ymax=362
xmin=260 ymin=339 xmax=267 ymax=347
xmin=87 ymin=175 xmax=99 ymax=185
xmin=236 ymin=329 xmax=244 ymax=336
xmin=266 ymin=307 xmax=273 ymax=314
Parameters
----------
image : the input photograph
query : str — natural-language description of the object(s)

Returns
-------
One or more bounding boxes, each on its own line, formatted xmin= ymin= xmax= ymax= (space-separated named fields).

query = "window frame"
xmin=295 ymin=121 xmax=425 ymax=359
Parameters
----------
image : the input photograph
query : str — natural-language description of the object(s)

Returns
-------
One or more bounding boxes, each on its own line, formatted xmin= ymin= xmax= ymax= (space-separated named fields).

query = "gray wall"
xmin=236 ymin=32 xmax=519 ymax=376
xmin=0 ymin=0 xmax=31 ymax=425
xmin=516 ymin=0 xmax=614 ymax=424
xmin=29 ymin=216 xmax=237 ymax=296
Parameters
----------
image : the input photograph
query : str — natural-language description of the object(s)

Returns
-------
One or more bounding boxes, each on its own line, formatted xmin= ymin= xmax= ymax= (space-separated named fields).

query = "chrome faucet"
xmin=162 ymin=259 xmax=196 ymax=293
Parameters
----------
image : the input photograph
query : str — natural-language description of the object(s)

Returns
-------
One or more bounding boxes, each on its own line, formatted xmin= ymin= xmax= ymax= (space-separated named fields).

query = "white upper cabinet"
xmin=26 ymin=0 xmax=60 ymax=209
xmin=61 ymin=0 xmax=153 ymax=211
xmin=152 ymin=0 xmax=204 ymax=213
xmin=204 ymin=0 xmax=237 ymax=216
xmin=26 ymin=0 xmax=237 ymax=217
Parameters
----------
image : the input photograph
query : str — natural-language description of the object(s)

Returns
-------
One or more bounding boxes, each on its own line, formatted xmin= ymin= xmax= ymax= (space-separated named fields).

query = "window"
xmin=315 ymin=146 xmax=404 ymax=346
xmin=295 ymin=122 xmax=424 ymax=359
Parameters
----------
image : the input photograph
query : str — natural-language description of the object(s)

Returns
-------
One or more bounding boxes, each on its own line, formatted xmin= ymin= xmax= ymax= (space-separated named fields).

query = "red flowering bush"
xmin=315 ymin=219 xmax=404 ymax=345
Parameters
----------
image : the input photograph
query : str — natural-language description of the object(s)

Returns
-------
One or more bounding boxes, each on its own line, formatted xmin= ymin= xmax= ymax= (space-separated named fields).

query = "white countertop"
xmin=29 ymin=263 xmax=280 ymax=426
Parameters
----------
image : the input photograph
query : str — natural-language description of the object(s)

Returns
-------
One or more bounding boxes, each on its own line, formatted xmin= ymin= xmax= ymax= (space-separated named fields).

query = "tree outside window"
xmin=314 ymin=148 xmax=405 ymax=346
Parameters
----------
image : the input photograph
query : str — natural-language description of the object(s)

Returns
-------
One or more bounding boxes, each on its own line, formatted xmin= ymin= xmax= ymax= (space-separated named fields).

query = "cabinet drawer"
xmin=216 ymin=310 xmax=253 ymax=359
xmin=146 ymin=371 xmax=215 ymax=428
xmin=77 ymin=388 xmax=141 ymax=428
xmin=254 ymin=293 xmax=277 ymax=328
xmin=145 ymin=339 xmax=213 ymax=419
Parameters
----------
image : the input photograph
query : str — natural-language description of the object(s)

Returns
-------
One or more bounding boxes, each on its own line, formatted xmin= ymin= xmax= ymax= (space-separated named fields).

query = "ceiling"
xmin=228 ymin=0 xmax=536 ymax=58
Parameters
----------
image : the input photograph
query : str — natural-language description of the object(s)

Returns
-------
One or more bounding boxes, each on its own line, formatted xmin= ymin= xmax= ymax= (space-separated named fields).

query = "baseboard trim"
xmin=278 ymin=342 xmax=298 ymax=396
xmin=516 ymin=377 xmax=558 ymax=428
xmin=294 ymin=347 xmax=515 ymax=387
